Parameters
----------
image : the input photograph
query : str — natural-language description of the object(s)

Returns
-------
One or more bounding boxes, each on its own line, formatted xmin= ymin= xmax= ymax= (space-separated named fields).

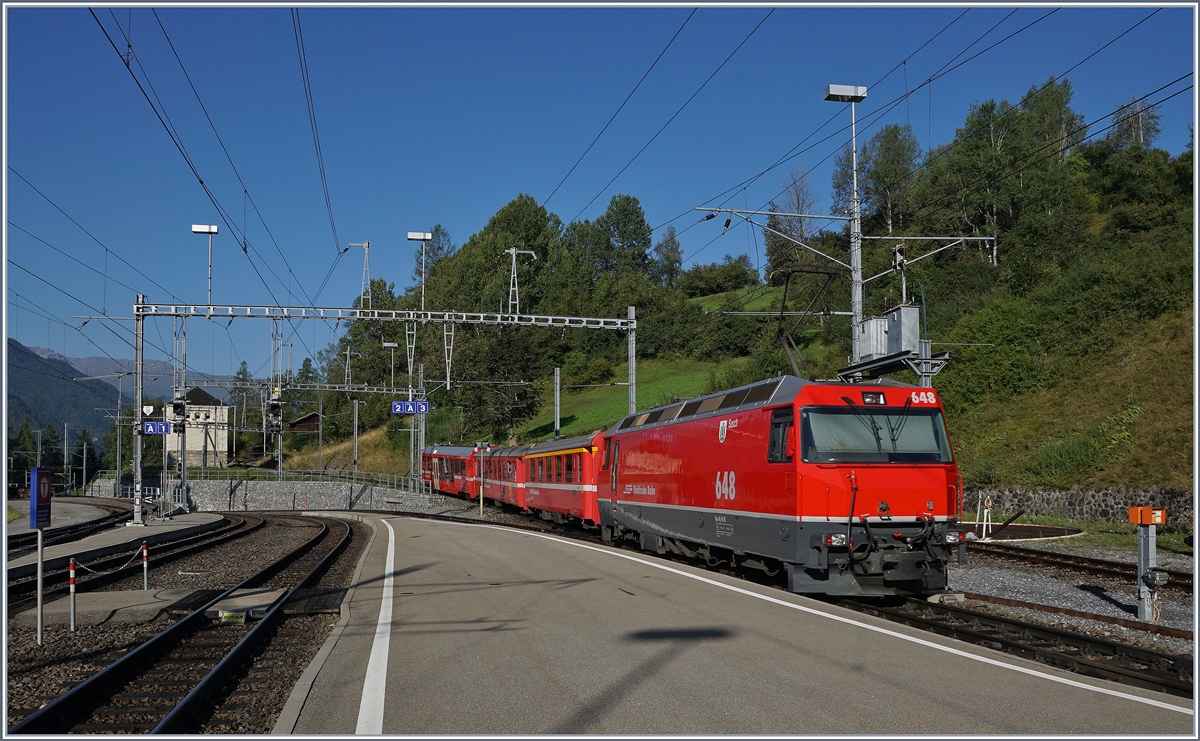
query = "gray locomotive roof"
xmin=605 ymin=374 xmax=919 ymax=437
xmin=422 ymin=445 xmax=478 ymax=456
xmin=526 ymin=433 xmax=598 ymax=455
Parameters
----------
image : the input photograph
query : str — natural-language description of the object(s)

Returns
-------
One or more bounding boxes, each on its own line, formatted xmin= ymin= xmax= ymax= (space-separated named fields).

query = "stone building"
xmin=166 ymin=387 xmax=229 ymax=468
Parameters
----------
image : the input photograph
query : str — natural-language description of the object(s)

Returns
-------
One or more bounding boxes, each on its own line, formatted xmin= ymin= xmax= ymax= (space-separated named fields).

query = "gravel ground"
xmin=88 ymin=516 xmax=323 ymax=592
xmin=4 ymin=515 xmax=343 ymax=730
xmin=949 ymin=544 xmax=1195 ymax=658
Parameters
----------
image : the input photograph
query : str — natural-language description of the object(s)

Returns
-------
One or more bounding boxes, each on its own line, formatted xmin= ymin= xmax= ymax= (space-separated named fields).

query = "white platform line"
xmin=355 ymin=518 xmax=396 ymax=734
xmin=453 ymin=521 xmax=1194 ymax=717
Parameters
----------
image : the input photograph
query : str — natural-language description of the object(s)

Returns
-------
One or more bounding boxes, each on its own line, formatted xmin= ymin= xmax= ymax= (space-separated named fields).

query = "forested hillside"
xmin=121 ymin=77 xmax=1198 ymax=490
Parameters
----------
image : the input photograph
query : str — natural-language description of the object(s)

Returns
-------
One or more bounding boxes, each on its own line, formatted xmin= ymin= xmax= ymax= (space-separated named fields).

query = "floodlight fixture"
xmin=408 ymin=232 xmax=433 ymax=310
xmin=407 ymin=232 xmax=433 ymax=241
xmin=823 ymin=84 xmax=867 ymax=103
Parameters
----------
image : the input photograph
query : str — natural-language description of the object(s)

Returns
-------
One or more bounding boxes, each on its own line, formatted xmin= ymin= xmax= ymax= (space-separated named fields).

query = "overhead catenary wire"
xmin=568 ymin=8 xmax=775 ymax=224
xmin=8 ymin=166 xmax=182 ymax=303
xmin=291 ymin=7 xmax=342 ymax=261
xmin=151 ymin=8 xmax=318 ymax=311
xmin=543 ymin=8 xmax=696 ymax=207
xmin=90 ymin=9 xmax=322 ymax=370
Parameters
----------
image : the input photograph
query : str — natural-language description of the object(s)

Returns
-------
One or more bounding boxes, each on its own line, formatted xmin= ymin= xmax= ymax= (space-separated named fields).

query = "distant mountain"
xmin=7 ymin=339 xmax=136 ymax=439
xmin=24 ymin=348 xmax=232 ymax=403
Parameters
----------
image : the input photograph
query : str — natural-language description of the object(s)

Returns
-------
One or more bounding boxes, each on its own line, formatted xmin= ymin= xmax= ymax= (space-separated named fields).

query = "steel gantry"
xmin=125 ymin=298 xmax=638 ymax=524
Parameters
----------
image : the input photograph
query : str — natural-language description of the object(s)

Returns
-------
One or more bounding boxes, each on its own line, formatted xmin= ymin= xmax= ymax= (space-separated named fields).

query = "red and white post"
xmin=69 ymin=558 xmax=77 ymax=632
xmin=142 ymin=541 xmax=148 ymax=591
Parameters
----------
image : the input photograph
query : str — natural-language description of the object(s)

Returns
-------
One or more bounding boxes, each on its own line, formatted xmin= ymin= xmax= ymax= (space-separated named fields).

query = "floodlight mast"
xmin=823 ymin=84 xmax=867 ymax=365
xmin=191 ymin=225 xmax=218 ymax=306
xmin=408 ymin=232 xmax=432 ymax=312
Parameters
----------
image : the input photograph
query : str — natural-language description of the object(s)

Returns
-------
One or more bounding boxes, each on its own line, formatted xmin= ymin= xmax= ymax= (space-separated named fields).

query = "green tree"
xmin=859 ymin=123 xmax=922 ymax=234
xmin=1109 ymin=95 xmax=1162 ymax=149
xmin=677 ymin=254 xmax=759 ymax=298
xmin=652 ymin=225 xmax=682 ymax=288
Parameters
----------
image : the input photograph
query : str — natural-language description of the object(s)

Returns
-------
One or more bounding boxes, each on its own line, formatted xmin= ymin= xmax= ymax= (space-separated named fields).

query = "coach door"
xmin=610 ymin=441 xmax=621 ymax=501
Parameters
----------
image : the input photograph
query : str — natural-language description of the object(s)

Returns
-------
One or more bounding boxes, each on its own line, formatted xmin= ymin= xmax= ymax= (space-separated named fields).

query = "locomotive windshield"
xmin=800 ymin=406 xmax=953 ymax=464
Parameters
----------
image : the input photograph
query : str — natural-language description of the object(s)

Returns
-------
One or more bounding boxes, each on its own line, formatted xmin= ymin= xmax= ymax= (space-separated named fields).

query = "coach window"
xmin=566 ymin=454 xmax=574 ymax=483
xmin=768 ymin=408 xmax=794 ymax=463
xmin=554 ymin=456 xmax=562 ymax=483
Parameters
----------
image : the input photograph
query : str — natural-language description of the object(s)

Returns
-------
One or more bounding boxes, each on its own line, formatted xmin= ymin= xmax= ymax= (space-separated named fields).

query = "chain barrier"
xmin=73 ymin=544 xmax=145 ymax=576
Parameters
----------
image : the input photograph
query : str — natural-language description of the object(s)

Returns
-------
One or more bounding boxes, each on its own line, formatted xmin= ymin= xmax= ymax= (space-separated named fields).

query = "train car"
xmin=523 ymin=431 xmax=604 ymax=525
xmin=421 ymin=445 xmax=477 ymax=497
xmin=596 ymin=375 xmax=964 ymax=596
xmin=478 ymin=444 xmax=527 ymax=509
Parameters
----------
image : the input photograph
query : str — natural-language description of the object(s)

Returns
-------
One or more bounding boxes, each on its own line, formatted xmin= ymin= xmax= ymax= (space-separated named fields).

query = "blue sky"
xmin=4 ymin=4 xmax=1195 ymax=382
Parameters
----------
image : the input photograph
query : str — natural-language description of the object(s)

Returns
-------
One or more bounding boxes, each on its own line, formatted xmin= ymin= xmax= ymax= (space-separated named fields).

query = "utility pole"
xmin=63 ymin=423 xmax=68 ymax=494
xmin=133 ymin=294 xmax=145 ymax=525
xmin=417 ymin=363 xmax=426 ymax=474
xmin=352 ymin=399 xmax=359 ymax=475
xmin=318 ymin=397 xmax=323 ymax=471
xmin=554 ymin=367 xmax=561 ymax=438
xmin=628 ymin=306 xmax=636 ymax=415
xmin=114 ymin=376 xmax=123 ymax=497
xmin=82 ymin=439 xmax=87 ymax=494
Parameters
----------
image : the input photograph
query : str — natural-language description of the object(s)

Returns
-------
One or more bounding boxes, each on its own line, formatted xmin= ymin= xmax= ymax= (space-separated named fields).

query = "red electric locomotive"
xmin=523 ymin=432 xmax=604 ymax=525
xmin=595 ymin=375 xmax=964 ymax=596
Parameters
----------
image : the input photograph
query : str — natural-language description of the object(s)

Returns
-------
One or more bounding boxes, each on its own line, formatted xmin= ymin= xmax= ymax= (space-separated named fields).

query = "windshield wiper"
xmin=840 ymin=396 xmax=883 ymax=453
xmin=885 ymin=396 xmax=914 ymax=450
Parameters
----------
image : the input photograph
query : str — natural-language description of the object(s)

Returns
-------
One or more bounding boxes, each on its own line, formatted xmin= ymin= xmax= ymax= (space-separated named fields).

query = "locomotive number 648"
xmin=715 ymin=470 xmax=737 ymax=500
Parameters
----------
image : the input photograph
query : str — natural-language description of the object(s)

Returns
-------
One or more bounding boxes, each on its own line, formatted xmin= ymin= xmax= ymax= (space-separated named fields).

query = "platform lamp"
xmin=823 ymin=84 xmax=866 ymax=364
xmin=408 ymin=231 xmax=432 ymax=311
xmin=192 ymin=224 xmax=219 ymax=306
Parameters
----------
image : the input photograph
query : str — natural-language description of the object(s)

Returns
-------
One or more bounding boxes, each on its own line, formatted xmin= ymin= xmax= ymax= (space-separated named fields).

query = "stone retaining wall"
xmin=180 ymin=479 xmax=456 ymax=516
xmin=966 ymin=486 xmax=1194 ymax=528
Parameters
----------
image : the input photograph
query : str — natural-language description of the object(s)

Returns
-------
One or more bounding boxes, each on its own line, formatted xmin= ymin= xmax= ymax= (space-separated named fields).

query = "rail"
xmin=83 ymin=469 xmax=435 ymax=497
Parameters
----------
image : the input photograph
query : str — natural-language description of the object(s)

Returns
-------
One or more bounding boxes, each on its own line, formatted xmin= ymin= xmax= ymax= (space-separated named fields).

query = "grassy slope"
xmin=688 ymin=285 xmax=784 ymax=313
xmin=950 ymin=308 xmax=1193 ymax=489
xmin=516 ymin=358 xmax=745 ymax=442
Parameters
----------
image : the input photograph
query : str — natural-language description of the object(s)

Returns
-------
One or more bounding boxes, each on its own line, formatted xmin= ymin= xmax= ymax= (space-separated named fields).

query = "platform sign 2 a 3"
xmin=391 ymin=400 xmax=431 ymax=415
xmin=30 ymin=467 xmax=52 ymax=530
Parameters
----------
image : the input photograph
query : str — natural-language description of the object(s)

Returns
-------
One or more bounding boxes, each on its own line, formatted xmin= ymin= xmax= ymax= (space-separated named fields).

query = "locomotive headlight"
xmin=944 ymin=531 xmax=961 ymax=544
xmin=824 ymin=533 xmax=849 ymax=547
xmin=861 ymin=392 xmax=886 ymax=405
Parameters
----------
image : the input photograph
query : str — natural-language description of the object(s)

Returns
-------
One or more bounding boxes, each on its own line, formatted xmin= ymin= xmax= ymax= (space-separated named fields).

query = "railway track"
xmin=7 ymin=516 xmax=351 ymax=735
xmin=968 ymin=541 xmax=1193 ymax=592
xmin=6 ymin=515 xmax=264 ymax=614
xmin=7 ymin=502 xmax=133 ymax=557
xmin=837 ymin=596 xmax=1192 ymax=699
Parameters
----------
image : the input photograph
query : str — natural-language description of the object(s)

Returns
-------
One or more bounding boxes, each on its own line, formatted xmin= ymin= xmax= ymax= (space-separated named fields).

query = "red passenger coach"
xmin=523 ymin=432 xmax=604 ymax=525
xmin=422 ymin=445 xmax=476 ymax=497
xmin=596 ymin=375 xmax=964 ymax=596
xmin=479 ymin=445 xmax=526 ymax=509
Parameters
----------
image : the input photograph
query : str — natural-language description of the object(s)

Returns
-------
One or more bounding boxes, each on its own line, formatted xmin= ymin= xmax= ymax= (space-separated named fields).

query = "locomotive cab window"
xmin=800 ymin=406 xmax=954 ymax=464
xmin=767 ymin=408 xmax=794 ymax=463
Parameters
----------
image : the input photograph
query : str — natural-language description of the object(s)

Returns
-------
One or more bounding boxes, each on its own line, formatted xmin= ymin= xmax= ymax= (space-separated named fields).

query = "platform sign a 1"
xmin=30 ymin=467 xmax=52 ymax=530
xmin=391 ymin=400 xmax=431 ymax=415
xmin=143 ymin=421 xmax=171 ymax=435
